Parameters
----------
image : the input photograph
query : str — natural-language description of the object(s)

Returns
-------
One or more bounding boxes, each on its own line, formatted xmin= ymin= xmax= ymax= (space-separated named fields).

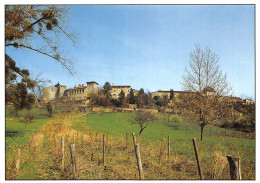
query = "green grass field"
xmin=6 ymin=117 xmax=49 ymax=147
xmin=71 ymin=112 xmax=255 ymax=179
xmin=5 ymin=106 xmax=51 ymax=148
xmin=5 ymin=108 xmax=255 ymax=180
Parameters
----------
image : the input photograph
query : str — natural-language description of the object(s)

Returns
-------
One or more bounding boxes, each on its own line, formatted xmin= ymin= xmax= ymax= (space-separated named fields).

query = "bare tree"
xmin=179 ymin=46 xmax=233 ymax=141
xmin=131 ymin=110 xmax=158 ymax=134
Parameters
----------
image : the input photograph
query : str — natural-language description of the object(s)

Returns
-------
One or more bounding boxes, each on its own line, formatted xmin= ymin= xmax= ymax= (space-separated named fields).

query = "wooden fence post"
xmin=192 ymin=138 xmax=203 ymax=180
xmin=53 ymin=134 xmax=57 ymax=151
xmin=132 ymin=133 xmax=137 ymax=147
xmin=16 ymin=145 xmax=21 ymax=172
xmin=61 ymin=137 xmax=65 ymax=171
xmin=70 ymin=144 xmax=77 ymax=179
xmin=126 ymin=132 xmax=128 ymax=151
xmin=73 ymin=133 xmax=76 ymax=144
xmin=134 ymin=144 xmax=144 ymax=180
xmin=159 ymin=115 xmax=165 ymax=164
xmin=107 ymin=132 xmax=108 ymax=144
xmin=168 ymin=134 xmax=170 ymax=160
xmin=132 ymin=133 xmax=144 ymax=180
xmin=226 ymin=155 xmax=242 ymax=180
xmin=102 ymin=134 xmax=105 ymax=166
xmin=81 ymin=134 xmax=83 ymax=147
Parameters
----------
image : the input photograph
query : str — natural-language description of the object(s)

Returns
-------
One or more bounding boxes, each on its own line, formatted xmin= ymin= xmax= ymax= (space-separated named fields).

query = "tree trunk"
xmin=139 ymin=128 xmax=144 ymax=134
xmin=200 ymin=124 xmax=205 ymax=141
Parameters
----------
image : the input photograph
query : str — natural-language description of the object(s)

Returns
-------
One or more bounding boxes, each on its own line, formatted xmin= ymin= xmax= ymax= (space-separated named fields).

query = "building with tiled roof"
xmin=111 ymin=83 xmax=131 ymax=99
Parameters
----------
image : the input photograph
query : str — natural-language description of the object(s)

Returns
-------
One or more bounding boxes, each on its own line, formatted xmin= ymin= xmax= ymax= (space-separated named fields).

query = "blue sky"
xmin=5 ymin=5 xmax=255 ymax=99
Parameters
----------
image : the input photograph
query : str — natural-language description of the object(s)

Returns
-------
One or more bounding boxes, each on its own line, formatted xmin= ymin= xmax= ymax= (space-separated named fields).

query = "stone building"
xmin=151 ymin=90 xmax=194 ymax=101
xmin=64 ymin=84 xmax=88 ymax=101
xmin=41 ymin=81 xmax=99 ymax=103
xmin=41 ymin=82 xmax=67 ymax=103
xmin=111 ymin=84 xmax=131 ymax=99
xmin=151 ymin=90 xmax=171 ymax=99
xmin=64 ymin=81 xmax=99 ymax=101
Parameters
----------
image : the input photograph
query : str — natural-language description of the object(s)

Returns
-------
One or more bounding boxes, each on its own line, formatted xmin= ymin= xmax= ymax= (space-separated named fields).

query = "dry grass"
xmin=5 ymin=112 xmax=253 ymax=180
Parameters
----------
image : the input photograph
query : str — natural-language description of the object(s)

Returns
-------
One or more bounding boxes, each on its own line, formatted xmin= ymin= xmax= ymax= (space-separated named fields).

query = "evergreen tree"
xmin=103 ymin=82 xmax=112 ymax=106
xmin=118 ymin=89 xmax=125 ymax=107
xmin=170 ymin=89 xmax=174 ymax=100
xmin=137 ymin=88 xmax=145 ymax=108
xmin=103 ymin=82 xmax=112 ymax=95
xmin=129 ymin=88 xmax=136 ymax=104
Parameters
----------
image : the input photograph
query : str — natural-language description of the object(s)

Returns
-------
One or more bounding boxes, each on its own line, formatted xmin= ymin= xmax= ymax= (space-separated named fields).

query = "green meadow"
xmin=5 ymin=109 xmax=255 ymax=180
xmin=71 ymin=112 xmax=255 ymax=179
xmin=5 ymin=107 xmax=51 ymax=148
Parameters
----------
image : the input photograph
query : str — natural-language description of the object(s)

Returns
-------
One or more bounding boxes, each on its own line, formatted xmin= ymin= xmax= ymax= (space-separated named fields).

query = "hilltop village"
xmin=39 ymin=81 xmax=254 ymax=113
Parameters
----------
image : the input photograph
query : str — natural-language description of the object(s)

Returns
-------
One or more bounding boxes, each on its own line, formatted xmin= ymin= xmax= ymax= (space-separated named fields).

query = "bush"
xmin=19 ymin=111 xmax=35 ymax=126
xmin=169 ymin=115 xmax=182 ymax=130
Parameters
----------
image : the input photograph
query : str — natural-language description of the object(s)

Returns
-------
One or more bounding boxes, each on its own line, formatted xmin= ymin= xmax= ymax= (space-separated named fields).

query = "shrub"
xmin=19 ymin=112 xmax=35 ymax=126
xmin=169 ymin=115 xmax=182 ymax=130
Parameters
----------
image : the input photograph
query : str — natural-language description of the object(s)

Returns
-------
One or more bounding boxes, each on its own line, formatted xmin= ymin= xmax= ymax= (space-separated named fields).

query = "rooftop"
xmin=87 ymin=81 xmax=99 ymax=85
xmin=112 ymin=85 xmax=131 ymax=88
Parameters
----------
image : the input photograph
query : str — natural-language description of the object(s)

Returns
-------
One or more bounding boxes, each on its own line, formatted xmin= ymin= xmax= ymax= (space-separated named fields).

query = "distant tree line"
xmin=89 ymin=81 xmax=174 ymax=109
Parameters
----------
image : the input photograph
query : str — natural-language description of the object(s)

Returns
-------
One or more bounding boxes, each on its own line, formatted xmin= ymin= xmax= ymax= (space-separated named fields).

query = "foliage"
xmin=103 ymin=82 xmax=112 ymax=106
xmin=110 ymin=98 xmax=120 ymax=107
xmin=5 ymin=5 xmax=75 ymax=113
xmin=103 ymin=82 xmax=112 ymax=95
xmin=5 ymin=56 xmax=37 ymax=115
xmin=144 ymin=92 xmax=153 ymax=107
xmin=159 ymin=95 xmax=170 ymax=107
xmin=89 ymin=90 xmax=105 ymax=106
xmin=131 ymin=110 xmax=158 ymax=134
xmin=137 ymin=88 xmax=146 ymax=109
xmin=118 ymin=89 xmax=126 ymax=107
xmin=221 ymin=113 xmax=255 ymax=132
xmin=129 ymin=88 xmax=136 ymax=104
xmin=19 ymin=111 xmax=35 ymax=126
xmin=153 ymin=95 xmax=170 ymax=107
xmin=168 ymin=114 xmax=182 ymax=130
xmin=5 ymin=5 xmax=76 ymax=72
xmin=170 ymin=89 xmax=174 ymax=100
xmin=233 ymin=103 xmax=255 ymax=130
